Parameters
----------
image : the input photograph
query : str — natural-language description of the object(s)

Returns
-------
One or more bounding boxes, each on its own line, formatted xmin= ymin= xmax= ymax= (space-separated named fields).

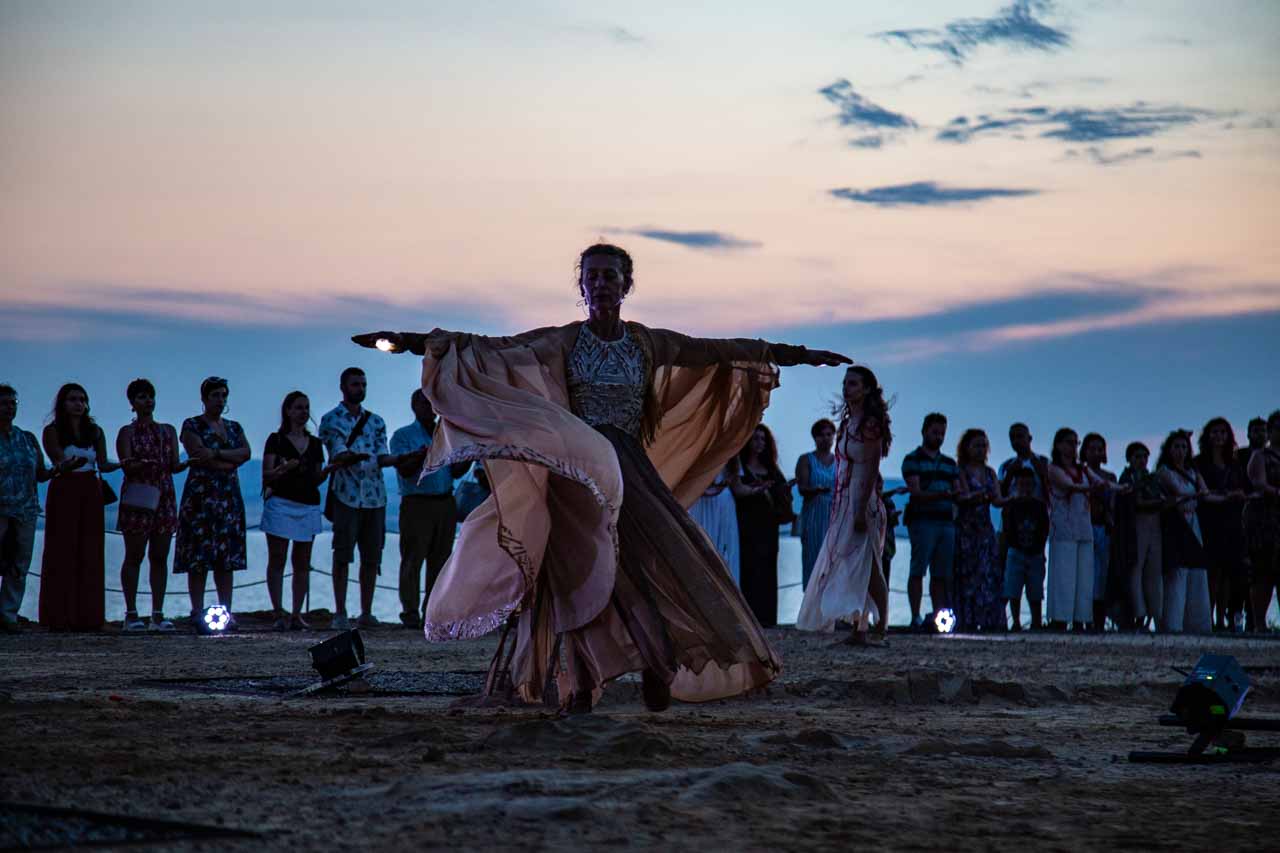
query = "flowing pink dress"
xmin=795 ymin=419 xmax=885 ymax=631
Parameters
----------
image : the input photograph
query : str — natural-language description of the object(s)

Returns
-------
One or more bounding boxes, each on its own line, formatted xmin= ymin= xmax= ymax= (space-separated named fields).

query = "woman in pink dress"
xmin=355 ymin=243 xmax=849 ymax=713
xmin=795 ymin=366 xmax=892 ymax=645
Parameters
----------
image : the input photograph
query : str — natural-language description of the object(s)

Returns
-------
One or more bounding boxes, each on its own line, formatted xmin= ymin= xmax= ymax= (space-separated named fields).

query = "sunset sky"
xmin=3 ymin=0 xmax=1277 ymax=472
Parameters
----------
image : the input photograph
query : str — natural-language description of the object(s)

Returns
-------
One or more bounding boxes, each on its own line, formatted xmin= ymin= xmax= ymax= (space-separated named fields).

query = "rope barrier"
xmin=26 ymin=566 xmax=402 ymax=595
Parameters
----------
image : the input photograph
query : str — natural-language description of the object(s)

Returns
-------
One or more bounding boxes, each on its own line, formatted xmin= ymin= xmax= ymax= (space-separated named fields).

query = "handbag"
xmin=120 ymin=481 xmax=161 ymax=512
xmin=324 ymin=411 xmax=372 ymax=523
xmin=100 ymin=477 xmax=119 ymax=507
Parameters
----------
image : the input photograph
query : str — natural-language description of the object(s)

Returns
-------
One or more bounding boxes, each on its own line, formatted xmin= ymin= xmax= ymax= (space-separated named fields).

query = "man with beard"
xmin=902 ymin=413 xmax=961 ymax=631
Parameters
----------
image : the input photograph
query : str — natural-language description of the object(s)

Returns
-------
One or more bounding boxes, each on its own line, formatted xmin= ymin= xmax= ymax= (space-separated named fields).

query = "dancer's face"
xmin=842 ymin=370 xmax=866 ymax=406
xmin=580 ymin=256 xmax=627 ymax=311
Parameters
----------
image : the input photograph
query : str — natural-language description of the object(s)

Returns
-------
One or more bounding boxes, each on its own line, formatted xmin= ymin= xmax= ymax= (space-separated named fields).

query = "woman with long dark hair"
xmin=688 ymin=458 xmax=742 ymax=587
xmin=734 ymin=423 xmax=795 ymax=628
xmin=1157 ymin=430 xmax=1213 ymax=633
xmin=1045 ymin=428 xmax=1116 ymax=631
xmin=796 ymin=366 xmax=892 ymax=644
xmin=355 ymin=242 xmax=846 ymax=712
xmin=175 ymin=377 xmax=250 ymax=631
xmin=953 ymin=428 xmax=1006 ymax=631
xmin=40 ymin=383 xmax=123 ymax=631
xmin=262 ymin=391 xmax=338 ymax=631
xmin=1193 ymin=417 xmax=1248 ymax=630
xmin=116 ymin=379 xmax=185 ymax=632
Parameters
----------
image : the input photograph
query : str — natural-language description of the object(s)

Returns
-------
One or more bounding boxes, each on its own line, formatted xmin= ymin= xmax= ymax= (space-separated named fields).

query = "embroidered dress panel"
xmin=567 ymin=325 xmax=647 ymax=437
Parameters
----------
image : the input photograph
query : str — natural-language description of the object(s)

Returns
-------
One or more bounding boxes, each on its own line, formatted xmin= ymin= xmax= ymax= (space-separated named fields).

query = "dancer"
xmin=795 ymin=366 xmax=891 ymax=644
xmin=354 ymin=243 xmax=849 ymax=712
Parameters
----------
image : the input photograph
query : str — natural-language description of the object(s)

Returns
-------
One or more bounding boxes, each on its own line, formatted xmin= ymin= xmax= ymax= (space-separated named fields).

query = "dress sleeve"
xmin=645 ymin=327 xmax=792 ymax=368
xmin=264 ymin=433 xmax=279 ymax=457
xmin=391 ymin=326 xmax=560 ymax=357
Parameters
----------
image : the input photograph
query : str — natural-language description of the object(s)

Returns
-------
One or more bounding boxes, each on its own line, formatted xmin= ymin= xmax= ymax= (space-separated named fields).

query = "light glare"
xmin=935 ymin=608 xmax=956 ymax=634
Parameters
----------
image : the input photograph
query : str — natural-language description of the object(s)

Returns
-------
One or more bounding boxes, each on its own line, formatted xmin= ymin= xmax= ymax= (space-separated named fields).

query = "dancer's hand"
xmin=804 ymin=349 xmax=853 ymax=367
xmin=353 ymin=331 xmax=404 ymax=352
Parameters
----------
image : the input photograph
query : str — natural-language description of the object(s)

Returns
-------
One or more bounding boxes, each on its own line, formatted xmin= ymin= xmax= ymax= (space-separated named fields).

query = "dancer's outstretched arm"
xmin=647 ymin=328 xmax=850 ymax=369
xmin=352 ymin=327 xmax=556 ymax=356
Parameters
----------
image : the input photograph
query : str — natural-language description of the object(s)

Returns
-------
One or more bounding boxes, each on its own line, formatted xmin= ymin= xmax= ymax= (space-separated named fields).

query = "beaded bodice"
xmin=568 ymin=324 xmax=647 ymax=436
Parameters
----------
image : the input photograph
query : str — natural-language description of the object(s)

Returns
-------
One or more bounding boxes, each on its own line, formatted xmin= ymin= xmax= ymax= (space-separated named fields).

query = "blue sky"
xmin=2 ymin=0 xmax=1277 ymax=472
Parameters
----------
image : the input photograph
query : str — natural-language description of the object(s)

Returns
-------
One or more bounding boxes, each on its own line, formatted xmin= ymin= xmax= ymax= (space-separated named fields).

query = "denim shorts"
xmin=1004 ymin=548 xmax=1046 ymax=602
xmin=908 ymin=521 xmax=955 ymax=581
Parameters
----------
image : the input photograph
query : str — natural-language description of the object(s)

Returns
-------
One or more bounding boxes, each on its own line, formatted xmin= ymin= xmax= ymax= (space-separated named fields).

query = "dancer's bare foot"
xmin=641 ymin=669 xmax=671 ymax=713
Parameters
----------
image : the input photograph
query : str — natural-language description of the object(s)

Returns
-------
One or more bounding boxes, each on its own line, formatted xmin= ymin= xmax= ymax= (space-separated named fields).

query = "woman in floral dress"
xmin=116 ymin=378 xmax=186 ymax=632
xmin=954 ymin=428 xmax=1006 ymax=631
xmin=175 ymin=377 xmax=250 ymax=629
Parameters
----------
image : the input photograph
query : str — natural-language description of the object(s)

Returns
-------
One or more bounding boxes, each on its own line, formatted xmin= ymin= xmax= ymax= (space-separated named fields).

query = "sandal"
xmin=290 ymin=615 xmax=310 ymax=631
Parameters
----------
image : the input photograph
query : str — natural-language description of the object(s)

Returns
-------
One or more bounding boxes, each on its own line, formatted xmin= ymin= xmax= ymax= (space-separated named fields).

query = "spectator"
xmin=116 ymin=379 xmax=186 ymax=633
xmin=1081 ymin=433 xmax=1118 ymax=631
xmin=176 ymin=377 xmax=250 ymax=631
xmin=453 ymin=463 xmax=490 ymax=523
xmin=1119 ymin=442 xmax=1166 ymax=631
xmin=1193 ymin=417 xmax=1249 ymax=631
xmin=390 ymin=390 xmax=468 ymax=630
xmin=40 ymin=383 xmax=121 ymax=631
xmin=902 ymin=413 xmax=960 ymax=630
xmin=0 ymin=385 xmax=60 ymax=634
xmin=1156 ymin=430 xmax=1217 ymax=634
xmin=689 ymin=459 xmax=741 ymax=587
xmin=998 ymin=423 xmax=1049 ymax=500
xmin=1245 ymin=411 xmax=1280 ymax=629
xmin=1002 ymin=467 xmax=1049 ymax=631
xmin=734 ymin=424 xmax=793 ymax=628
xmin=1238 ymin=417 xmax=1267 ymax=474
xmin=262 ymin=391 xmax=338 ymax=631
xmin=795 ymin=418 xmax=837 ymax=591
xmin=880 ymin=481 xmax=905 ymax=587
xmin=954 ymin=428 xmax=1005 ymax=631
xmin=1045 ymin=428 xmax=1118 ymax=631
xmin=319 ymin=367 xmax=397 ymax=630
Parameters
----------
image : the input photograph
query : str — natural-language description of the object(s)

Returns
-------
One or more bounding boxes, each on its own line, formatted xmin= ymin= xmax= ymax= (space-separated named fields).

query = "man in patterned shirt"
xmin=1 ymin=384 xmax=73 ymax=633
xmin=320 ymin=367 xmax=414 ymax=630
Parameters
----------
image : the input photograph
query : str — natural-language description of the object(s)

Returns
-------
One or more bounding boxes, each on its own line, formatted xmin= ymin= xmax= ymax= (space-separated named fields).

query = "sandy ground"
xmin=2 ymin=618 xmax=1279 ymax=852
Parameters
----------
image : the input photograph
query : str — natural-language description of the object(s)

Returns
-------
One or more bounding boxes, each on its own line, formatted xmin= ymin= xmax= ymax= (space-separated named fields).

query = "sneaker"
xmin=331 ymin=613 xmax=351 ymax=631
xmin=122 ymin=616 xmax=147 ymax=633
xmin=356 ymin=613 xmax=380 ymax=628
xmin=148 ymin=618 xmax=176 ymax=633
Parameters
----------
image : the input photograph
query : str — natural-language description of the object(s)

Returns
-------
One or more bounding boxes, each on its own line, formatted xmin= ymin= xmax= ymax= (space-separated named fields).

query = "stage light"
xmin=287 ymin=629 xmax=374 ymax=698
xmin=375 ymin=338 xmax=395 ymax=352
xmin=202 ymin=605 xmax=230 ymax=633
xmin=934 ymin=608 xmax=956 ymax=634
xmin=1171 ymin=654 xmax=1249 ymax=727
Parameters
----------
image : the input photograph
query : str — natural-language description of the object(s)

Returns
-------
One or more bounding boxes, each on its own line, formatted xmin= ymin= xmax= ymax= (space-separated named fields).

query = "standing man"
xmin=0 ymin=384 xmax=72 ymax=633
xmin=320 ymin=367 xmax=401 ymax=630
xmin=902 ymin=412 xmax=961 ymax=631
xmin=390 ymin=390 xmax=470 ymax=629
xmin=998 ymin=423 xmax=1050 ymax=500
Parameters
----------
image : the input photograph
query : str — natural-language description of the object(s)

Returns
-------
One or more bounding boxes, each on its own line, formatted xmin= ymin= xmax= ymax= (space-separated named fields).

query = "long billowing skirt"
xmin=507 ymin=425 xmax=780 ymax=704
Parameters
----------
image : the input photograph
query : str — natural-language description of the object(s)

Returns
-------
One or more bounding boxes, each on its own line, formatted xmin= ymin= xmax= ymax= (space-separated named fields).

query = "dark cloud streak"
xmin=874 ymin=0 xmax=1069 ymax=65
xmin=607 ymin=228 xmax=762 ymax=250
xmin=830 ymin=181 xmax=1039 ymax=207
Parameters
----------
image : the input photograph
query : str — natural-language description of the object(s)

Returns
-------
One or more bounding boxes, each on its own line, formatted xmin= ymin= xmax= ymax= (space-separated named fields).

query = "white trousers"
xmin=1161 ymin=567 xmax=1211 ymax=634
xmin=1047 ymin=539 xmax=1094 ymax=624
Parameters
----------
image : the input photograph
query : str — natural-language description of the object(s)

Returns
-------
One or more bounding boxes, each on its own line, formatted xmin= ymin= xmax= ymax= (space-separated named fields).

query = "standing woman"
xmin=796 ymin=366 xmax=891 ymax=644
xmin=688 ymin=459 xmax=742 ymax=587
xmin=953 ymin=428 xmax=1006 ymax=631
xmin=795 ymin=419 xmax=837 ymax=591
xmin=1245 ymin=411 xmax=1280 ymax=628
xmin=175 ymin=377 xmax=250 ymax=629
xmin=1194 ymin=417 xmax=1248 ymax=630
xmin=1157 ymin=430 xmax=1213 ymax=634
xmin=734 ymin=424 xmax=794 ymax=628
xmin=1045 ymin=428 xmax=1106 ymax=631
xmin=116 ymin=379 xmax=186 ymax=632
xmin=262 ymin=391 xmax=337 ymax=630
xmin=40 ymin=383 xmax=122 ymax=631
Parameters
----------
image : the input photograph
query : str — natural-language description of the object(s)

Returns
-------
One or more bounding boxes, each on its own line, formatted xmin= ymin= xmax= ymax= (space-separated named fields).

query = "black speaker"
xmin=308 ymin=629 xmax=366 ymax=682
xmin=1171 ymin=654 xmax=1250 ymax=727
